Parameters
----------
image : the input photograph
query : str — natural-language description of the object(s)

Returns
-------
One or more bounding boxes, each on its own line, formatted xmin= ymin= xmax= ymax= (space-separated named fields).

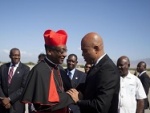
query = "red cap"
xmin=44 ymin=29 xmax=68 ymax=46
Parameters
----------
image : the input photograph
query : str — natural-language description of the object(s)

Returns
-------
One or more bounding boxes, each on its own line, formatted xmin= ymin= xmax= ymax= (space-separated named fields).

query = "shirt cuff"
xmin=8 ymin=97 xmax=11 ymax=101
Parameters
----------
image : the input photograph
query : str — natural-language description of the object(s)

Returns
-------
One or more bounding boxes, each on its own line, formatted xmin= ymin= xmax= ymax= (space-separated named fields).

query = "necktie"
xmin=8 ymin=66 xmax=14 ymax=84
xmin=68 ymin=71 xmax=72 ymax=79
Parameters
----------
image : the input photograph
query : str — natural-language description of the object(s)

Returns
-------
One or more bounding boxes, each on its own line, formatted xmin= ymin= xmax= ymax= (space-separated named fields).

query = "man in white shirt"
xmin=117 ymin=56 xmax=146 ymax=113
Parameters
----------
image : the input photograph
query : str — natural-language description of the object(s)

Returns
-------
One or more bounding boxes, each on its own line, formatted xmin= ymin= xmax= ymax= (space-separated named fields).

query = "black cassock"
xmin=21 ymin=58 xmax=73 ymax=112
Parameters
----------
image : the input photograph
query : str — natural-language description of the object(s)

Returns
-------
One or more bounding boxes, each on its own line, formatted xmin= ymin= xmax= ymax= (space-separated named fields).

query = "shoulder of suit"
xmin=20 ymin=63 xmax=30 ymax=69
xmin=142 ymin=72 xmax=149 ymax=77
xmin=0 ymin=62 xmax=10 ymax=68
xmin=145 ymin=73 xmax=150 ymax=79
xmin=76 ymin=69 xmax=86 ymax=75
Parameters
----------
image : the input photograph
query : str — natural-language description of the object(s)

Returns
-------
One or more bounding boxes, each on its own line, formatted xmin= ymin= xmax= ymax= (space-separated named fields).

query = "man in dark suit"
xmin=67 ymin=32 xmax=120 ymax=113
xmin=65 ymin=54 xmax=86 ymax=88
xmin=65 ymin=54 xmax=86 ymax=113
xmin=137 ymin=61 xmax=150 ymax=110
xmin=0 ymin=48 xmax=30 ymax=113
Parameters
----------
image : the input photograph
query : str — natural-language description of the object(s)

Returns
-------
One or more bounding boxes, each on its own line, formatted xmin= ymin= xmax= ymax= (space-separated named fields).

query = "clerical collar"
xmin=44 ymin=57 xmax=58 ymax=69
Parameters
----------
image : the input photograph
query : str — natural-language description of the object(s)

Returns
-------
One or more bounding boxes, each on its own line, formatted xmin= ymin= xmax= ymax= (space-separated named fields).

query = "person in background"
xmin=137 ymin=61 xmax=150 ymax=111
xmin=37 ymin=53 xmax=46 ymax=63
xmin=134 ymin=70 xmax=137 ymax=76
xmin=28 ymin=53 xmax=46 ymax=113
xmin=67 ymin=32 xmax=120 ymax=113
xmin=65 ymin=54 xmax=86 ymax=88
xmin=0 ymin=48 xmax=30 ymax=113
xmin=65 ymin=54 xmax=86 ymax=113
xmin=117 ymin=56 xmax=146 ymax=113
xmin=84 ymin=63 xmax=92 ymax=74
xmin=21 ymin=29 xmax=74 ymax=113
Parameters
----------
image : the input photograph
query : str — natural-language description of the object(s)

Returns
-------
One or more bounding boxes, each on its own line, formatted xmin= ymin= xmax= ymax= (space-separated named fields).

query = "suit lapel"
xmin=87 ymin=54 xmax=109 ymax=79
xmin=62 ymin=69 xmax=72 ymax=89
xmin=72 ymin=70 xmax=79 ymax=81
xmin=4 ymin=63 xmax=10 ymax=87
xmin=14 ymin=63 xmax=22 ymax=75
xmin=71 ymin=70 xmax=79 ymax=87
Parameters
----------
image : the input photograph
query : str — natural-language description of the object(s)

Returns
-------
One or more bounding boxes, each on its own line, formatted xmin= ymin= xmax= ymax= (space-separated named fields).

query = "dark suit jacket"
xmin=65 ymin=69 xmax=86 ymax=88
xmin=60 ymin=66 xmax=73 ymax=91
xmin=138 ymin=72 xmax=150 ymax=109
xmin=0 ymin=62 xmax=30 ymax=113
xmin=65 ymin=69 xmax=86 ymax=113
xmin=77 ymin=54 xmax=120 ymax=113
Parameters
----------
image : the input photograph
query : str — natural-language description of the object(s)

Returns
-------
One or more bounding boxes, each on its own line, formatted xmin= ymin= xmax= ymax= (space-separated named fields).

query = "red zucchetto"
xmin=43 ymin=29 xmax=68 ymax=46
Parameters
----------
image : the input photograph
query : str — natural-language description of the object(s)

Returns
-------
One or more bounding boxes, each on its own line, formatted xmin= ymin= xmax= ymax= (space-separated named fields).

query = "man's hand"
xmin=67 ymin=88 xmax=80 ymax=103
xmin=4 ymin=102 xmax=11 ymax=109
xmin=2 ymin=97 xmax=10 ymax=106
xmin=0 ymin=97 xmax=11 ymax=109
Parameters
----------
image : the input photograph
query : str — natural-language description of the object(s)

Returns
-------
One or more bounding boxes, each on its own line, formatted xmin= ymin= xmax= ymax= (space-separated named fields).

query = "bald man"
xmin=67 ymin=32 xmax=120 ymax=113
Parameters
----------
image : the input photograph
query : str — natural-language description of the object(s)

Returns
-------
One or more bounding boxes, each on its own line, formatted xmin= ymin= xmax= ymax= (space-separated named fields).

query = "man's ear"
xmin=128 ymin=64 xmax=130 ymax=67
xmin=66 ymin=59 xmax=69 ymax=63
xmin=94 ymin=45 xmax=99 ymax=51
xmin=76 ymin=61 xmax=78 ymax=64
xmin=46 ymin=49 xmax=52 ymax=55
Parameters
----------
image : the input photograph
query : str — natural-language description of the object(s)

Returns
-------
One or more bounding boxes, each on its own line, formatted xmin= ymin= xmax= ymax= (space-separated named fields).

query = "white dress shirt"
xmin=67 ymin=69 xmax=75 ymax=80
xmin=8 ymin=62 xmax=20 ymax=76
xmin=118 ymin=72 xmax=146 ymax=113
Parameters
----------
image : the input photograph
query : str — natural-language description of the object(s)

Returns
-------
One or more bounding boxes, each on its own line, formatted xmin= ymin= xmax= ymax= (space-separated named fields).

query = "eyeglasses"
xmin=50 ymin=47 xmax=67 ymax=55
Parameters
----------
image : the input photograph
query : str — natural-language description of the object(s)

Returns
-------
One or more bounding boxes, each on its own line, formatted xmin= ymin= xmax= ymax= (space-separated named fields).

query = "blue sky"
xmin=0 ymin=0 xmax=150 ymax=64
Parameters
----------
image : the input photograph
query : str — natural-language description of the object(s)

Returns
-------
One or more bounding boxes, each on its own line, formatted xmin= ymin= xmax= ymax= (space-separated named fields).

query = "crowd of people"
xmin=0 ymin=29 xmax=150 ymax=113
